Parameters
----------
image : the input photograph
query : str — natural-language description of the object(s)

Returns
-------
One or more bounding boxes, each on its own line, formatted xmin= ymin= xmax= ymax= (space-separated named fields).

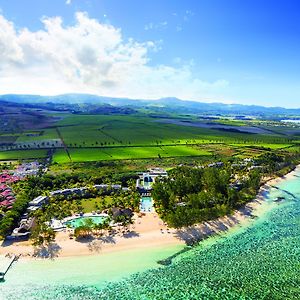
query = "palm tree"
xmin=31 ymin=218 xmax=56 ymax=247
xmin=93 ymin=223 xmax=104 ymax=236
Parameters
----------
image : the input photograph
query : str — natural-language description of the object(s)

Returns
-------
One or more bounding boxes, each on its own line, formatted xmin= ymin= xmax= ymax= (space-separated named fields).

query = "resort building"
xmin=94 ymin=184 xmax=127 ymax=191
xmin=136 ymin=168 xmax=168 ymax=191
xmin=136 ymin=168 xmax=168 ymax=213
xmin=28 ymin=195 xmax=49 ymax=207
xmin=10 ymin=217 xmax=35 ymax=239
xmin=207 ymin=162 xmax=224 ymax=168
xmin=27 ymin=206 xmax=40 ymax=213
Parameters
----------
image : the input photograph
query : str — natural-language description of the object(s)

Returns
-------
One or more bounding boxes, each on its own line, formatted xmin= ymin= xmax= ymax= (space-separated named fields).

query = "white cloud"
xmin=183 ymin=10 xmax=194 ymax=22
xmin=0 ymin=12 xmax=229 ymax=101
xmin=144 ymin=21 xmax=168 ymax=31
xmin=66 ymin=0 xmax=72 ymax=5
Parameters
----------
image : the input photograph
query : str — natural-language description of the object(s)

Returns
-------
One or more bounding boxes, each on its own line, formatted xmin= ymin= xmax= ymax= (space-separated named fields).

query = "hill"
xmin=1 ymin=94 xmax=300 ymax=117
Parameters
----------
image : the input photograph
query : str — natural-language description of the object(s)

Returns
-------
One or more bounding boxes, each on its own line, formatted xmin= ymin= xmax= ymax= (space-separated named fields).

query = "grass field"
xmin=0 ymin=150 xmax=48 ymax=160
xmin=53 ymin=145 xmax=212 ymax=163
xmin=78 ymin=196 xmax=113 ymax=213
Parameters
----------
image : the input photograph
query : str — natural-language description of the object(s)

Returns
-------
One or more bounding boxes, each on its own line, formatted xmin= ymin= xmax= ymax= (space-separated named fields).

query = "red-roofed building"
xmin=0 ymin=172 xmax=21 ymax=184
xmin=0 ymin=200 xmax=11 ymax=207
xmin=0 ymin=184 xmax=7 ymax=190
xmin=1 ymin=190 xmax=12 ymax=197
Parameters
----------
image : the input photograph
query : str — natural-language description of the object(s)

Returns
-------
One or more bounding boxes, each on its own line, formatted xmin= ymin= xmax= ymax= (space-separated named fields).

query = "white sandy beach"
xmin=1 ymin=165 xmax=299 ymax=260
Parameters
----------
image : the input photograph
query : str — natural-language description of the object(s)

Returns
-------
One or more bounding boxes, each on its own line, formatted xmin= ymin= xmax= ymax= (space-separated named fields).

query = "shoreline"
xmin=1 ymin=164 xmax=299 ymax=261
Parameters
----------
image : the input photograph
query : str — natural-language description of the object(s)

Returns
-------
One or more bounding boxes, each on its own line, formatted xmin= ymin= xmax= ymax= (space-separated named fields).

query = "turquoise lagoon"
xmin=1 ymin=168 xmax=300 ymax=299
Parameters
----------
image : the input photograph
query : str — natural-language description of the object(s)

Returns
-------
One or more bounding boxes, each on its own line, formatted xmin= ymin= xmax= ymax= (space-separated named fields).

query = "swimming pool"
xmin=64 ymin=216 xmax=107 ymax=228
xmin=140 ymin=196 xmax=154 ymax=213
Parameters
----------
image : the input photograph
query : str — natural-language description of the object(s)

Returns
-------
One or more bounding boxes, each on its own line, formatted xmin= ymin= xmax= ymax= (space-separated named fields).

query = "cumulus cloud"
xmin=0 ymin=12 xmax=229 ymax=100
xmin=66 ymin=0 xmax=72 ymax=5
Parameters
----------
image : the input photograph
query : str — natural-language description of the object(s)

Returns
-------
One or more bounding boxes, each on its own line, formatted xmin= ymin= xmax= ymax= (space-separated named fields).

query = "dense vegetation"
xmin=152 ymin=166 xmax=261 ymax=228
xmin=152 ymin=151 xmax=300 ymax=228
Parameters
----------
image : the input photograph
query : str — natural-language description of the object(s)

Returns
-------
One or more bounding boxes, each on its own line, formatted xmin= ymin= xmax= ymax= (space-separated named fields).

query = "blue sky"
xmin=0 ymin=0 xmax=299 ymax=107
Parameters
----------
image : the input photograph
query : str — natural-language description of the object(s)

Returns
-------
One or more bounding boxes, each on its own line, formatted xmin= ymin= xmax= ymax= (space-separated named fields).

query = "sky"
xmin=0 ymin=0 xmax=299 ymax=107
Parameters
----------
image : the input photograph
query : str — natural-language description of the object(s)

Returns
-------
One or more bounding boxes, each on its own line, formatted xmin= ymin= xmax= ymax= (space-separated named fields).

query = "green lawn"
xmin=78 ymin=196 xmax=114 ymax=213
xmin=0 ymin=149 xmax=48 ymax=160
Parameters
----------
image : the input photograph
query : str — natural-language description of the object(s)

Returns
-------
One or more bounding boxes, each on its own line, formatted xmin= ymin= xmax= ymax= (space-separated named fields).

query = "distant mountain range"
xmin=1 ymin=93 xmax=300 ymax=117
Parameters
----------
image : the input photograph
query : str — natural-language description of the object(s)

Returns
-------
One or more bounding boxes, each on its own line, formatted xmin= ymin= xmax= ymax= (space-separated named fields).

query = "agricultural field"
xmin=16 ymin=128 xmax=59 ymax=142
xmin=0 ymin=134 xmax=20 ymax=145
xmin=53 ymin=145 xmax=212 ymax=163
xmin=1 ymin=112 xmax=300 ymax=164
xmin=55 ymin=114 xmax=225 ymax=147
xmin=54 ymin=115 xmax=290 ymax=146
xmin=0 ymin=149 xmax=48 ymax=160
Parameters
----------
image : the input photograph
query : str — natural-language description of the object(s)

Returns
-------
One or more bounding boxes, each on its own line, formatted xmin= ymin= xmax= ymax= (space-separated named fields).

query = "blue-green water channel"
xmin=1 ymin=168 xmax=300 ymax=299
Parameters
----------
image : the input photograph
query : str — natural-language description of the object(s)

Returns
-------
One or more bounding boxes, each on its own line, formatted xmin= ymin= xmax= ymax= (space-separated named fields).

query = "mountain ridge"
xmin=1 ymin=93 xmax=300 ymax=115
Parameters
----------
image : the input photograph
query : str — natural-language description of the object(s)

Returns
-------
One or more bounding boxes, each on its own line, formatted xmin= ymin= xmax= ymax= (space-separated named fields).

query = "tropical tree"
xmin=31 ymin=220 xmax=56 ymax=247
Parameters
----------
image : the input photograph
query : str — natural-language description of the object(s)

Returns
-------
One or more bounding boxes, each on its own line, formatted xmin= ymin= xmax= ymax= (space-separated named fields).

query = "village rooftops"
xmin=0 ymin=184 xmax=9 ymax=191
xmin=0 ymin=200 xmax=12 ymax=207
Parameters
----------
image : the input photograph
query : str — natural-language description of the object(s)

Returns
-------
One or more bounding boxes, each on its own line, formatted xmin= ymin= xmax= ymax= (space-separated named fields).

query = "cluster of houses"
xmin=0 ymin=172 xmax=20 ymax=184
xmin=0 ymin=171 xmax=21 ymax=211
xmin=0 ymin=184 xmax=16 ymax=210
xmin=13 ymin=161 xmax=42 ymax=178
xmin=0 ymin=162 xmax=44 ymax=213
